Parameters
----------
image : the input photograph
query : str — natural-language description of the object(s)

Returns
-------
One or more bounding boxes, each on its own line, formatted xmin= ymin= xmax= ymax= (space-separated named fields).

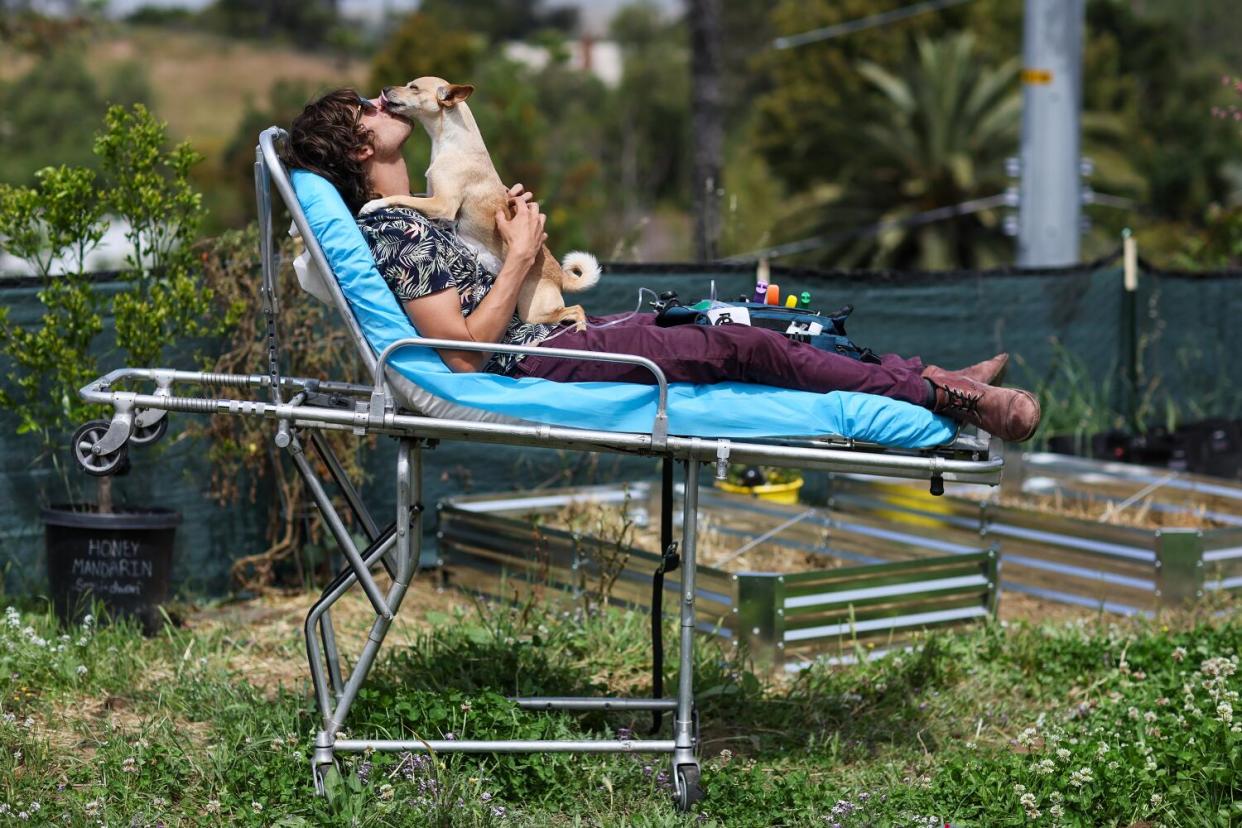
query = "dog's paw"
xmin=573 ymin=320 xmax=587 ymax=332
xmin=358 ymin=198 xmax=390 ymax=216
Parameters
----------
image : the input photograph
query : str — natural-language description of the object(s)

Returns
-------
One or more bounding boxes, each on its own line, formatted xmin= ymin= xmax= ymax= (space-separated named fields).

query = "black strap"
xmin=650 ymin=459 xmax=680 ymax=734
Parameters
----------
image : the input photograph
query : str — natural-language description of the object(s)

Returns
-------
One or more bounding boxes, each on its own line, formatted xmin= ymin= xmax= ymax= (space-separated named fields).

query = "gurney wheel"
xmin=71 ymin=420 xmax=129 ymax=477
xmin=674 ymin=763 xmax=703 ymax=811
xmin=129 ymin=416 xmax=168 ymax=447
xmin=312 ymin=761 xmax=341 ymax=796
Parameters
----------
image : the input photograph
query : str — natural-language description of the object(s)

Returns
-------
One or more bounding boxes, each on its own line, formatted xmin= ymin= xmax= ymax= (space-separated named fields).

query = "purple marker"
xmin=752 ymin=281 xmax=769 ymax=304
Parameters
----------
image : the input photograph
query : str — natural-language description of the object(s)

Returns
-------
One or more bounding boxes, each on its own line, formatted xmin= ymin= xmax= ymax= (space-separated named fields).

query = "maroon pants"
xmin=506 ymin=313 xmax=930 ymax=406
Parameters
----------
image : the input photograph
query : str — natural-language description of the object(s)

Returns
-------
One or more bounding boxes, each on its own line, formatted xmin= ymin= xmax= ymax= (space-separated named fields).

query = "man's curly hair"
xmin=286 ymin=88 xmax=376 ymax=214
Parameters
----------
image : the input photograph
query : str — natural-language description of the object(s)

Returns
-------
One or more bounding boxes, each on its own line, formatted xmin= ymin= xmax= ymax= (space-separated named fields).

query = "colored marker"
xmin=752 ymin=280 xmax=769 ymax=304
xmin=799 ymin=291 xmax=811 ymax=308
xmin=785 ymin=294 xmax=798 ymax=308
xmin=766 ymin=283 xmax=780 ymax=305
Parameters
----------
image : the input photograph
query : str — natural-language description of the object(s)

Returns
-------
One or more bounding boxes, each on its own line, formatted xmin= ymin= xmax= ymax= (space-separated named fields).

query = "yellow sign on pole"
xmin=1021 ymin=68 xmax=1053 ymax=85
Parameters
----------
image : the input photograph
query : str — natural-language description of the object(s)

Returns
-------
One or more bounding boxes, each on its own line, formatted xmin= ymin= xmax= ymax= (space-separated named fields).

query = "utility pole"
xmin=1016 ymin=0 xmax=1085 ymax=266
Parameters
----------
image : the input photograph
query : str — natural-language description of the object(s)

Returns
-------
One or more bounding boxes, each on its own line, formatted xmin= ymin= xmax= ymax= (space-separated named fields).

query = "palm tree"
xmin=805 ymin=32 xmax=1021 ymax=270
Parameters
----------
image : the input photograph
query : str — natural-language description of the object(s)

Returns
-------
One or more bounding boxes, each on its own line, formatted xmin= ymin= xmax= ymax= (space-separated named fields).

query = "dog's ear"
xmin=436 ymin=84 xmax=475 ymax=108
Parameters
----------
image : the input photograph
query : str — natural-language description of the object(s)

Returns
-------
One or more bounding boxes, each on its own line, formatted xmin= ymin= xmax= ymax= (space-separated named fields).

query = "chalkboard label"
xmin=70 ymin=538 xmax=154 ymax=596
xmin=44 ymin=517 xmax=176 ymax=634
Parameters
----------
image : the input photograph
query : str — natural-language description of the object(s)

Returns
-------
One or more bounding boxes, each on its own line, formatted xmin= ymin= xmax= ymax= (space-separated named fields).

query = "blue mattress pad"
xmin=291 ymin=170 xmax=957 ymax=449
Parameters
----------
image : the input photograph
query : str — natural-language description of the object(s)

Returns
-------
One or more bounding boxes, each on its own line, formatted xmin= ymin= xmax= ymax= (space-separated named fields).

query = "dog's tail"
xmin=560 ymin=251 xmax=601 ymax=293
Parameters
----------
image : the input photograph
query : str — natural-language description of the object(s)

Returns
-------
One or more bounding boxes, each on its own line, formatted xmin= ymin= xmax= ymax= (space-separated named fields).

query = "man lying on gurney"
xmin=285 ymin=89 xmax=1040 ymax=444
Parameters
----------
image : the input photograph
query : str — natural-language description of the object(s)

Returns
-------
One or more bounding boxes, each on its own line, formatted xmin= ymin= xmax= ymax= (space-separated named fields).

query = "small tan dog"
xmin=359 ymin=76 xmax=600 ymax=330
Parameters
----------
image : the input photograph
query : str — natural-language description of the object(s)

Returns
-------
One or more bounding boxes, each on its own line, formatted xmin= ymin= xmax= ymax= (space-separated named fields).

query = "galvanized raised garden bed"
xmin=825 ymin=451 xmax=1242 ymax=616
xmin=435 ymin=482 xmax=997 ymax=669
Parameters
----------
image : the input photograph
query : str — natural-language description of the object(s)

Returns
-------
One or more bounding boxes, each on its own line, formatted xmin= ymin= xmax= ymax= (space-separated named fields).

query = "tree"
xmin=416 ymin=0 xmax=578 ymax=44
xmin=687 ymin=0 xmax=724 ymax=261
xmin=1083 ymin=1 xmax=1240 ymax=225
xmin=214 ymin=79 xmax=328 ymax=232
xmin=602 ymin=4 xmax=691 ymax=232
xmin=754 ymin=0 xmax=982 ymax=193
xmin=0 ymin=105 xmax=213 ymax=509
xmin=794 ymin=33 xmax=1022 ymax=269
xmin=0 ymin=49 xmax=152 ymax=186
xmin=753 ymin=0 xmax=1240 ymax=266
xmin=200 ymin=0 xmax=339 ymax=48
xmin=368 ymin=12 xmax=484 ymax=94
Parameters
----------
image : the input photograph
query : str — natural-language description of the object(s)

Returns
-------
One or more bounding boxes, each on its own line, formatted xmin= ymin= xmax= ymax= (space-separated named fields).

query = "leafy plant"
xmin=0 ymin=166 xmax=108 ymax=443
xmin=1025 ymin=342 xmax=1127 ymax=452
xmin=94 ymin=103 xmax=212 ymax=368
xmin=0 ymin=103 xmax=214 ymax=510
xmin=187 ymin=226 xmax=368 ymax=591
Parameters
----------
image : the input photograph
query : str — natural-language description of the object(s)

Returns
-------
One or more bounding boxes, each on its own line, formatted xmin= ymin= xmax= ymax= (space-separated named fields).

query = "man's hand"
xmin=496 ymin=183 xmax=547 ymax=270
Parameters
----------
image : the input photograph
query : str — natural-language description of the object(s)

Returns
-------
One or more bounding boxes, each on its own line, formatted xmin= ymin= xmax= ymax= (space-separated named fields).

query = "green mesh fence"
xmin=3 ymin=254 xmax=1239 ymax=598
xmin=1137 ymin=267 xmax=1242 ymax=422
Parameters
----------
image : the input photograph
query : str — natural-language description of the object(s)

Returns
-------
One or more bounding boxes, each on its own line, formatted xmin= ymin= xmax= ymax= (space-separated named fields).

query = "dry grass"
xmin=0 ymin=25 xmax=367 ymax=155
xmin=992 ymin=492 xmax=1217 ymax=529
xmin=547 ymin=500 xmax=842 ymax=575
xmin=185 ymin=575 xmax=471 ymax=696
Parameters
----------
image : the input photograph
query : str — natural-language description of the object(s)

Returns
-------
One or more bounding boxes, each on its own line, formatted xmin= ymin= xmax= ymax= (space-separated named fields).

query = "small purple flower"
xmin=481 ymin=792 xmax=493 ymax=802
xmin=616 ymin=726 xmax=634 ymax=741
xmin=395 ymin=752 xmax=428 ymax=781
xmin=443 ymin=732 xmax=456 ymax=741
xmin=490 ymin=805 xmax=508 ymax=818
xmin=642 ymin=764 xmax=654 ymax=777
xmin=831 ymin=799 xmax=857 ymax=817
xmin=357 ymin=760 xmax=372 ymax=785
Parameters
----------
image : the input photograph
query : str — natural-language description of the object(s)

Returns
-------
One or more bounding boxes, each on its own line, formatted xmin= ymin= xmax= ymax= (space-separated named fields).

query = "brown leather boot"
xmin=927 ymin=353 xmax=1009 ymax=386
xmin=923 ymin=365 xmax=1041 ymax=442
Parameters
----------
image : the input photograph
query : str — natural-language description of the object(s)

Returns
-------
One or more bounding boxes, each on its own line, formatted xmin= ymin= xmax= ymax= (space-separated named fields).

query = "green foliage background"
xmin=3 ymin=0 xmax=1240 ymax=268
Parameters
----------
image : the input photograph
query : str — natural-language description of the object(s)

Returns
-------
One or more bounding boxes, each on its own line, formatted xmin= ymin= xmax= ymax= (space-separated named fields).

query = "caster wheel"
xmin=129 ymin=415 xmax=168 ymax=447
xmin=674 ymin=764 xmax=703 ymax=812
xmin=71 ymin=420 xmax=129 ymax=477
xmin=313 ymin=762 xmax=342 ymax=797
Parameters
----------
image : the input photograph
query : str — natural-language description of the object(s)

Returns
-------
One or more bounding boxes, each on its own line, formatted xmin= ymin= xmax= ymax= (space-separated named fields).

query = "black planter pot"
xmin=1175 ymin=419 xmax=1242 ymax=479
xmin=41 ymin=505 xmax=181 ymax=635
xmin=1046 ymin=433 xmax=1090 ymax=457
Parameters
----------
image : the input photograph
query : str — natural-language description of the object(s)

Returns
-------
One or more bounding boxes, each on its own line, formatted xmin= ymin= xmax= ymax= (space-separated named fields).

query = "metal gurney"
xmin=71 ymin=126 xmax=1003 ymax=810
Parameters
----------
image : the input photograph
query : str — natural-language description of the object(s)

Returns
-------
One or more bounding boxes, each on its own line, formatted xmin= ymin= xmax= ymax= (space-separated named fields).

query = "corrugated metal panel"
xmin=438 ymin=484 xmax=996 ymax=667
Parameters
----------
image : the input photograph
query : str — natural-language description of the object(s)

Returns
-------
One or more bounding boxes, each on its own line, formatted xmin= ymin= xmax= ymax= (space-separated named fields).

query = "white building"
xmin=503 ymin=37 xmax=623 ymax=88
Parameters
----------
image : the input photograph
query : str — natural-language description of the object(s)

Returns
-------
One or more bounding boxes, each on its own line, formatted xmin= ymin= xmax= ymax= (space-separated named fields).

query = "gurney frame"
xmin=72 ymin=127 xmax=1002 ymax=811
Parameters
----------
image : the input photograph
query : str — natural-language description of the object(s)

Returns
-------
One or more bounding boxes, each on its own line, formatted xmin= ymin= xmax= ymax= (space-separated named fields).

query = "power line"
xmin=772 ymin=0 xmax=976 ymax=50
xmin=722 ymin=193 xmax=1008 ymax=263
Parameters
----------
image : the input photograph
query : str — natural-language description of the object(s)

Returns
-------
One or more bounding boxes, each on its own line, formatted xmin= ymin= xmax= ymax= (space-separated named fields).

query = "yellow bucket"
xmin=714 ymin=477 xmax=804 ymax=505
xmin=871 ymin=481 xmax=953 ymax=528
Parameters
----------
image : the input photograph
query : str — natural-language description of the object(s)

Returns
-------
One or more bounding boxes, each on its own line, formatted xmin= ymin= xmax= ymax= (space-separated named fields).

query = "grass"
xmin=1 ymin=579 xmax=1241 ymax=827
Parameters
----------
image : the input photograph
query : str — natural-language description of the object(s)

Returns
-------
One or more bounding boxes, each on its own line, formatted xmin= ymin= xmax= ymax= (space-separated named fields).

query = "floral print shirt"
xmin=356 ymin=205 xmax=554 ymax=374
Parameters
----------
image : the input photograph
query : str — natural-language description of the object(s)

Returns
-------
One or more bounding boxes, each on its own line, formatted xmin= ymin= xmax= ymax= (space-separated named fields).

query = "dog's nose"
xmin=382 ymin=86 xmax=394 ymax=99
